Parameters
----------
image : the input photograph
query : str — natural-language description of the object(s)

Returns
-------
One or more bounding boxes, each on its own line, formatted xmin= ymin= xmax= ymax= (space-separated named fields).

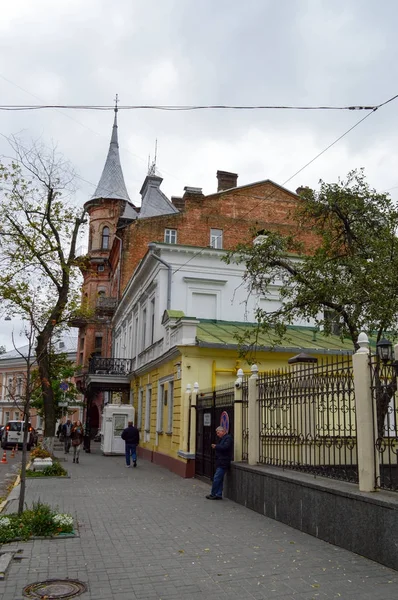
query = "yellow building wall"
xmin=130 ymin=345 xmax=352 ymax=465
xmin=131 ymin=355 xmax=184 ymax=463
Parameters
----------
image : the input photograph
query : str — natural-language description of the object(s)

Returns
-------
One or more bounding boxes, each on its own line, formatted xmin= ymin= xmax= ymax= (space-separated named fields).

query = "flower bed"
xmin=0 ymin=501 xmax=75 ymax=543
xmin=26 ymin=460 xmax=68 ymax=478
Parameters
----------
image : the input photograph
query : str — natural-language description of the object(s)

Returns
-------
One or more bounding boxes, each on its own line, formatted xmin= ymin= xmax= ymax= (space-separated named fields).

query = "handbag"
xmin=72 ymin=438 xmax=80 ymax=447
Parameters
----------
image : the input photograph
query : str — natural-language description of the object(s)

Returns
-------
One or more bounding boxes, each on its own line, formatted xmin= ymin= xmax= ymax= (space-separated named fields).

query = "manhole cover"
xmin=23 ymin=579 xmax=87 ymax=599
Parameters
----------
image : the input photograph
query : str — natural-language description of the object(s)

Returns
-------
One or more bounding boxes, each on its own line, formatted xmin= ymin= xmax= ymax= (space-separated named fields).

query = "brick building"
xmin=75 ymin=107 xmax=320 ymax=454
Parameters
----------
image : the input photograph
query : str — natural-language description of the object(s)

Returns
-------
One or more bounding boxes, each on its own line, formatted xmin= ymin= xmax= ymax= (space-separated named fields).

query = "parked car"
xmin=1 ymin=421 xmax=37 ymax=450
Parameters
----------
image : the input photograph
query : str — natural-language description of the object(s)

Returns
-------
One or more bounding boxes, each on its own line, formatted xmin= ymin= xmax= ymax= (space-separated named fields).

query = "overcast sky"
xmin=1 ymin=0 xmax=398 ymax=349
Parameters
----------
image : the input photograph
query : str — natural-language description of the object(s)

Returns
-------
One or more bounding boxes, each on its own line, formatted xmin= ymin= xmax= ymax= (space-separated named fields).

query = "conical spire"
xmin=91 ymin=102 xmax=131 ymax=202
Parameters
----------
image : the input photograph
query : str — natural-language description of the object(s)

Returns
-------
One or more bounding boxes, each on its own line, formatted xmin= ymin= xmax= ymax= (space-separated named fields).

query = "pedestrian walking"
xmin=71 ymin=420 xmax=84 ymax=464
xmin=121 ymin=421 xmax=139 ymax=468
xmin=62 ymin=419 xmax=73 ymax=454
xmin=206 ymin=425 xmax=233 ymax=500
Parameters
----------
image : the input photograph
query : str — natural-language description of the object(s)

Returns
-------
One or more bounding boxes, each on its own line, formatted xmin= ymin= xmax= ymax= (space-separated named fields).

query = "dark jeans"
xmin=64 ymin=437 xmax=71 ymax=453
xmin=211 ymin=466 xmax=227 ymax=498
xmin=125 ymin=444 xmax=137 ymax=466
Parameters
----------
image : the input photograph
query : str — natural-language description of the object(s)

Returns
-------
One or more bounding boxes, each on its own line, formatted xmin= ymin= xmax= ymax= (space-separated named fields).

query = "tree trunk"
xmin=18 ymin=409 xmax=31 ymax=515
xmin=36 ymin=334 xmax=56 ymax=438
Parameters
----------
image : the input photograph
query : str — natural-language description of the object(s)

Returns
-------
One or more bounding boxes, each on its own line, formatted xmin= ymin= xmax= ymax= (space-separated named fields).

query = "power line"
xmin=0 ymin=103 xmax=379 ymax=111
xmin=172 ymin=102 xmax=387 ymax=275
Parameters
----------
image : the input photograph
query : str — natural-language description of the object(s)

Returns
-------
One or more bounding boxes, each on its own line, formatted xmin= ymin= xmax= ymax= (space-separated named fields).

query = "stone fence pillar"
xmin=248 ymin=364 xmax=259 ymax=466
xmin=233 ymin=369 xmax=244 ymax=461
xmin=352 ymin=332 xmax=379 ymax=492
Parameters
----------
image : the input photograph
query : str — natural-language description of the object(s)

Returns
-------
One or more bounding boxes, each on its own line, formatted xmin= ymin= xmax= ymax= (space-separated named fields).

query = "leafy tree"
xmin=0 ymin=141 xmax=87 ymax=447
xmin=226 ymin=169 xmax=398 ymax=351
xmin=30 ymin=346 xmax=83 ymax=420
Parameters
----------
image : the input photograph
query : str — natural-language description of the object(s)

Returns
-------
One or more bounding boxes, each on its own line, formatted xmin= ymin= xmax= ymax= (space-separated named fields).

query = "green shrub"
xmin=26 ymin=460 xmax=67 ymax=478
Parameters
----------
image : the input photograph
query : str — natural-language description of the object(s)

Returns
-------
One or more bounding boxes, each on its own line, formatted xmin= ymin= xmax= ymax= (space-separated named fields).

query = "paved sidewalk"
xmin=0 ymin=445 xmax=397 ymax=600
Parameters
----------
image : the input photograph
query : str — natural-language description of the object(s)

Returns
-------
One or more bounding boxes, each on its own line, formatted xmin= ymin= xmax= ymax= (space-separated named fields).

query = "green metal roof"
xmin=195 ymin=320 xmax=356 ymax=354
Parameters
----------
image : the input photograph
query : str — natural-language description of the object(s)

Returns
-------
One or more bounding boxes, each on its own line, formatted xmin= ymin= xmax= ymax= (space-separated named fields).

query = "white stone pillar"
xmin=233 ymin=369 xmax=244 ymax=461
xmin=181 ymin=384 xmax=191 ymax=453
xmin=248 ymin=364 xmax=259 ymax=466
xmin=189 ymin=382 xmax=199 ymax=454
xmin=353 ymin=332 xmax=378 ymax=492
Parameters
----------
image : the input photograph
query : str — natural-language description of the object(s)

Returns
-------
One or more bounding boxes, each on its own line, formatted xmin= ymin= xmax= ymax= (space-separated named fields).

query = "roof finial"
xmin=114 ymin=93 xmax=119 ymax=114
xmin=148 ymin=139 xmax=158 ymax=176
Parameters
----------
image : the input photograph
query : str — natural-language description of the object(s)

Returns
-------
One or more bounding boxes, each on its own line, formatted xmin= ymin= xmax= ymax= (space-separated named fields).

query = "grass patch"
xmin=0 ymin=501 xmax=74 ymax=543
xmin=26 ymin=460 xmax=68 ymax=478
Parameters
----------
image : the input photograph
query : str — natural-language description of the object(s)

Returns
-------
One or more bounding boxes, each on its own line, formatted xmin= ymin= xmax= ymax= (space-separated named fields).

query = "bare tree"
xmin=0 ymin=139 xmax=87 ymax=451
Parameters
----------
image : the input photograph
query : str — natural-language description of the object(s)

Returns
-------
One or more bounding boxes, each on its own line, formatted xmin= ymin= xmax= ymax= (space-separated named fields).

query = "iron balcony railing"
xmin=88 ymin=357 xmax=132 ymax=376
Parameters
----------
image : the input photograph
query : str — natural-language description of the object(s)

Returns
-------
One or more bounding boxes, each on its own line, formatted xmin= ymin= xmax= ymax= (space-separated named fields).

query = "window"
xmin=164 ymin=229 xmax=177 ymax=244
xmin=133 ymin=315 xmax=139 ymax=357
xmin=142 ymin=308 xmax=147 ymax=349
xmin=101 ymin=226 xmax=110 ymax=249
xmin=324 ymin=310 xmax=341 ymax=336
xmin=93 ymin=335 xmax=103 ymax=357
xmin=150 ymin=298 xmax=155 ymax=345
xmin=17 ymin=377 xmax=22 ymax=397
xmin=4 ymin=412 xmax=10 ymax=423
xmin=144 ymin=385 xmax=152 ymax=437
xmin=137 ymin=388 xmax=143 ymax=430
xmin=210 ymin=228 xmax=223 ymax=249
xmin=157 ymin=383 xmax=165 ymax=433
xmin=167 ymin=381 xmax=174 ymax=434
xmin=97 ymin=265 xmax=105 ymax=273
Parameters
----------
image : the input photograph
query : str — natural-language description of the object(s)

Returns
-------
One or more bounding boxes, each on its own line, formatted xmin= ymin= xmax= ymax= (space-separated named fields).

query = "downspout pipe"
xmin=114 ymin=234 xmax=123 ymax=302
xmin=148 ymin=243 xmax=172 ymax=310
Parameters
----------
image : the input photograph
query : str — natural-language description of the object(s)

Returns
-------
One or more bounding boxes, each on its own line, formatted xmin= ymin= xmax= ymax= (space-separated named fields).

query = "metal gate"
xmin=195 ymin=383 xmax=234 ymax=479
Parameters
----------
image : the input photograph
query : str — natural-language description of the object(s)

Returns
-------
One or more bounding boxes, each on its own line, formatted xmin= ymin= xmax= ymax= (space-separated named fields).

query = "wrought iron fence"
xmin=369 ymin=356 xmax=398 ymax=492
xmin=258 ymin=355 xmax=358 ymax=483
xmin=242 ymin=379 xmax=249 ymax=461
xmin=88 ymin=357 xmax=132 ymax=375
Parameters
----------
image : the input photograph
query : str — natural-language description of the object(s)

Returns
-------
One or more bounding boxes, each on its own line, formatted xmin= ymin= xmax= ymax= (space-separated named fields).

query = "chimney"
xmin=171 ymin=196 xmax=185 ymax=211
xmin=183 ymin=186 xmax=204 ymax=202
xmin=217 ymin=170 xmax=238 ymax=192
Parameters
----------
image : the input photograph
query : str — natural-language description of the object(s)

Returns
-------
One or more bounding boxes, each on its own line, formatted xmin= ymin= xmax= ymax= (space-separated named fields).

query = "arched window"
xmin=101 ymin=226 xmax=110 ymax=249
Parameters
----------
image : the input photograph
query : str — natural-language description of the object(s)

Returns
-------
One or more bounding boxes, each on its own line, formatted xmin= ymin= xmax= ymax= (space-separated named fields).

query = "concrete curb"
xmin=0 ymin=461 xmax=30 ymax=514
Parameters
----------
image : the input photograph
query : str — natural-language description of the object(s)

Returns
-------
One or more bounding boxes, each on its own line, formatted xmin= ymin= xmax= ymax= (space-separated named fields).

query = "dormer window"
xmin=164 ymin=229 xmax=177 ymax=244
xmin=101 ymin=226 xmax=110 ymax=249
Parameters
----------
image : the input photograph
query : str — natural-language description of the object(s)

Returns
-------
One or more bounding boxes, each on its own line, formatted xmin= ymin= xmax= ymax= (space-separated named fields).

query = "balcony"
xmin=89 ymin=357 xmax=132 ymax=375
xmin=96 ymin=296 xmax=118 ymax=316
xmin=85 ymin=357 xmax=132 ymax=393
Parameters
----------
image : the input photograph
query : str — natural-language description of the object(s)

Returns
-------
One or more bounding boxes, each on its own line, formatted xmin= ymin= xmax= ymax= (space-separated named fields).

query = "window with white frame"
xmin=167 ymin=380 xmax=174 ymax=434
xmin=150 ymin=297 xmax=155 ymax=345
xmin=156 ymin=382 xmax=165 ymax=433
xmin=164 ymin=228 xmax=177 ymax=244
xmin=17 ymin=377 xmax=22 ymax=397
xmin=138 ymin=388 xmax=143 ymax=430
xmin=133 ymin=314 xmax=139 ymax=357
xmin=142 ymin=307 xmax=147 ymax=349
xmin=4 ymin=411 xmax=10 ymax=423
xmin=210 ymin=228 xmax=223 ymax=249
xmin=144 ymin=385 xmax=152 ymax=434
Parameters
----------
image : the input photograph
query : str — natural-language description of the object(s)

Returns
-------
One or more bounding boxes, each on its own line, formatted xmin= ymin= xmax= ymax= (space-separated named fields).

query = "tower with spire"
xmin=77 ymin=99 xmax=136 ymax=372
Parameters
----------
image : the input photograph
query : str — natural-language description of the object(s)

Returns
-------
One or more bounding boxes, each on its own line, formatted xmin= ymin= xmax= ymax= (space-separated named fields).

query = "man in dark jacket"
xmin=121 ymin=421 xmax=140 ymax=468
xmin=206 ymin=426 xmax=233 ymax=500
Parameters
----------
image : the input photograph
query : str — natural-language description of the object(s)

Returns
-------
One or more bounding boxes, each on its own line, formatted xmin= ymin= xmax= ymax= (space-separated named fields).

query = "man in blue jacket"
xmin=121 ymin=421 xmax=140 ymax=468
xmin=206 ymin=426 xmax=233 ymax=500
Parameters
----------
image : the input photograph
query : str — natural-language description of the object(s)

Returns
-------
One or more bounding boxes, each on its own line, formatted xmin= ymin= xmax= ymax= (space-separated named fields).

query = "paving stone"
xmin=0 ymin=445 xmax=397 ymax=599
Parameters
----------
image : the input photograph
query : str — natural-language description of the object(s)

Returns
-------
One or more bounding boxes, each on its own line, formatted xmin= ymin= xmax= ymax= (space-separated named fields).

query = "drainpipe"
xmin=148 ymin=243 xmax=172 ymax=310
xmin=114 ymin=234 xmax=123 ymax=302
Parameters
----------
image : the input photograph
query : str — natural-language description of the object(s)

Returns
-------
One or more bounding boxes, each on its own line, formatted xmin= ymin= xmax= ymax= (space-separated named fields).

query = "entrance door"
xmin=195 ymin=387 xmax=234 ymax=479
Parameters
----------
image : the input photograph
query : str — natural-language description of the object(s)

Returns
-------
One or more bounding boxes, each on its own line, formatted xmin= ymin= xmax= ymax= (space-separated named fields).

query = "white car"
xmin=1 ymin=421 xmax=36 ymax=450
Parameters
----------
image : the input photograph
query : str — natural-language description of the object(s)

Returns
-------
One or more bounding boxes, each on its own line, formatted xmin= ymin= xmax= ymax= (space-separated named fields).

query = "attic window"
xmin=164 ymin=229 xmax=177 ymax=244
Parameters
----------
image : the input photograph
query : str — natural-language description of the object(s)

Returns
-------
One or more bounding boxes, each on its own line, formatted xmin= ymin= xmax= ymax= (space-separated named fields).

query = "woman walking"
xmin=71 ymin=420 xmax=84 ymax=464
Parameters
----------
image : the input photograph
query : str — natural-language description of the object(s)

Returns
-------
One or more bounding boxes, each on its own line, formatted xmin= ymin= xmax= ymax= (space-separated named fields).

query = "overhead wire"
xmin=171 ymin=94 xmax=398 ymax=275
xmin=0 ymin=103 xmax=379 ymax=111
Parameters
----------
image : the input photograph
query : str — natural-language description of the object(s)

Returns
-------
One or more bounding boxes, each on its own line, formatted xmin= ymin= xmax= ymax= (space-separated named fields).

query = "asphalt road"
xmin=0 ymin=449 xmax=21 ymax=502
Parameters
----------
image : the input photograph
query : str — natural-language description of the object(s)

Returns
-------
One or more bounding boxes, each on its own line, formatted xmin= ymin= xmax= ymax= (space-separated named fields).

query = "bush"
xmin=30 ymin=446 xmax=51 ymax=459
xmin=0 ymin=502 xmax=74 ymax=543
xmin=26 ymin=460 xmax=67 ymax=478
